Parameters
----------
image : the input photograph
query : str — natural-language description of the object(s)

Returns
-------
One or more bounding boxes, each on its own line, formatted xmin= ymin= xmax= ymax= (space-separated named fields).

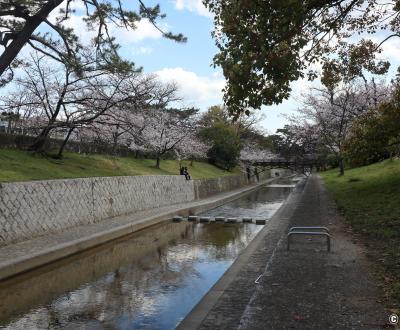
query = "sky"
xmin=7 ymin=0 xmax=400 ymax=134
xmin=111 ymin=0 xmax=400 ymax=134
xmin=54 ymin=0 xmax=298 ymax=134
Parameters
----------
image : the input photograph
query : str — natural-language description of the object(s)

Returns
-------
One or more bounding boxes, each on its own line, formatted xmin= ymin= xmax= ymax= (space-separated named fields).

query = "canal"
xmin=0 ymin=181 xmax=295 ymax=329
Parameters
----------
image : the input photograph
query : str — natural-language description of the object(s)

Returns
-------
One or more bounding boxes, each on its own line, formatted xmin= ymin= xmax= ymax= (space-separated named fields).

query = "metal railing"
xmin=287 ymin=226 xmax=331 ymax=252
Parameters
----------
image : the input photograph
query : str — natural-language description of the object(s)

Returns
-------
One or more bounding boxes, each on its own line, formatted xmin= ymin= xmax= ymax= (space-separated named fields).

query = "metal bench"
xmin=287 ymin=226 xmax=331 ymax=252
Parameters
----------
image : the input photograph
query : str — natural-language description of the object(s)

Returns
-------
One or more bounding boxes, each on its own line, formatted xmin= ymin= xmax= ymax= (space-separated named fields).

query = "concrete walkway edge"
xmin=177 ymin=177 xmax=307 ymax=329
xmin=180 ymin=175 xmax=389 ymax=330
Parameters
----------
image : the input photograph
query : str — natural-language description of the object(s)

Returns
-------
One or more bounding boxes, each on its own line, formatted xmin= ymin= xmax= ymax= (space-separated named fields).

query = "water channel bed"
xmin=0 ymin=184 xmax=293 ymax=330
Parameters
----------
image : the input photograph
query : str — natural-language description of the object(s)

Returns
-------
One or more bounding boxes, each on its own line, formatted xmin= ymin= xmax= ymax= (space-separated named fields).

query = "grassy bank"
xmin=0 ymin=149 xmax=241 ymax=182
xmin=321 ymin=159 xmax=400 ymax=308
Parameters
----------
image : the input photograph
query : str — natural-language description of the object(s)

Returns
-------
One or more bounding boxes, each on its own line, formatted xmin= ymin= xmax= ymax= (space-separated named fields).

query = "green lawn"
xmin=321 ymin=159 xmax=400 ymax=307
xmin=0 ymin=148 xmax=241 ymax=182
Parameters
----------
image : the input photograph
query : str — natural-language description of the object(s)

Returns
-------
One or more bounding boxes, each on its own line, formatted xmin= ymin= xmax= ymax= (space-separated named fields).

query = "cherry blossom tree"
xmin=0 ymin=51 xmax=137 ymax=154
xmin=239 ymin=142 xmax=275 ymax=163
xmin=0 ymin=51 xmax=182 ymax=157
xmin=131 ymin=108 xmax=198 ymax=168
xmin=83 ymin=77 xmax=179 ymax=156
xmin=292 ymin=81 xmax=390 ymax=174
xmin=175 ymin=131 xmax=210 ymax=167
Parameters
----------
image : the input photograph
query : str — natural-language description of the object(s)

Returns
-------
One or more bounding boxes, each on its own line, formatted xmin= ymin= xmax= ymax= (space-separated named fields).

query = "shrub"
xmin=200 ymin=122 xmax=242 ymax=170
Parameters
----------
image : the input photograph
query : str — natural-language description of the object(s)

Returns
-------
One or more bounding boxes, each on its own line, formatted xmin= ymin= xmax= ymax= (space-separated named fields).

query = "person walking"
xmin=183 ymin=167 xmax=191 ymax=180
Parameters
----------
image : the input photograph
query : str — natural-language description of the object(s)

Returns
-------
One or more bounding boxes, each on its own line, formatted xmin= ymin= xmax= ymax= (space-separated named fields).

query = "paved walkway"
xmin=180 ymin=176 xmax=389 ymax=329
xmin=0 ymin=179 xmax=272 ymax=281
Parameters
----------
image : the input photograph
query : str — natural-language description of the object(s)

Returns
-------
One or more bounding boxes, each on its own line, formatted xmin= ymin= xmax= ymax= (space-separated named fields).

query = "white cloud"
xmin=373 ymin=36 xmax=400 ymax=66
xmin=132 ymin=46 xmax=153 ymax=55
xmin=114 ymin=19 xmax=163 ymax=44
xmin=68 ymin=1 xmax=87 ymax=12
xmin=153 ymin=67 xmax=317 ymax=131
xmin=174 ymin=0 xmax=212 ymax=18
xmin=58 ymin=14 xmax=93 ymax=44
xmin=48 ymin=11 xmax=162 ymax=46
xmin=155 ymin=67 xmax=225 ymax=108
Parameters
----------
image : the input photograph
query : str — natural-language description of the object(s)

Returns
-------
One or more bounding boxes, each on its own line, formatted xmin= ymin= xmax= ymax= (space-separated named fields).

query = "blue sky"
xmin=121 ymin=1 xmax=400 ymax=133
xmin=123 ymin=1 xmax=217 ymax=75
xmin=11 ymin=0 xmax=400 ymax=133
xmin=54 ymin=0 xmax=247 ymax=124
xmin=116 ymin=0 xmax=302 ymax=133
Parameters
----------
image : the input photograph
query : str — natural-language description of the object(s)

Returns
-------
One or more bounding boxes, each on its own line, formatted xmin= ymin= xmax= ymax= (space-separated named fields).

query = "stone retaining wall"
xmin=0 ymin=172 xmax=270 ymax=246
xmin=0 ymin=176 xmax=194 ymax=246
xmin=193 ymin=171 xmax=270 ymax=199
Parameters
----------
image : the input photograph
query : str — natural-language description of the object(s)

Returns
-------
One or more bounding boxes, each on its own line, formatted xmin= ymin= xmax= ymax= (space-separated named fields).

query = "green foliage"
xmin=264 ymin=125 xmax=308 ymax=159
xmin=241 ymin=129 xmax=273 ymax=150
xmin=204 ymin=0 xmax=397 ymax=116
xmin=199 ymin=105 xmax=230 ymax=127
xmin=263 ymin=134 xmax=283 ymax=154
xmin=199 ymin=103 xmax=266 ymax=141
xmin=344 ymin=89 xmax=400 ymax=166
xmin=200 ymin=122 xmax=242 ymax=170
xmin=321 ymin=40 xmax=390 ymax=90
xmin=0 ymin=148 xmax=240 ymax=182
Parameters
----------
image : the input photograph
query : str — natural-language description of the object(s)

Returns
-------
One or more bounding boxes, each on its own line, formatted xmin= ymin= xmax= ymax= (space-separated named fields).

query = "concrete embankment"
xmin=0 ymin=171 xmax=280 ymax=281
xmin=179 ymin=175 xmax=389 ymax=329
xmin=0 ymin=172 xmax=277 ymax=246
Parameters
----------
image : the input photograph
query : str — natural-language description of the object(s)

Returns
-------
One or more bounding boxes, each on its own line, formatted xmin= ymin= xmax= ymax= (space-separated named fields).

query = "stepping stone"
xmin=242 ymin=217 xmax=253 ymax=223
xmin=173 ymin=216 xmax=183 ymax=222
xmin=200 ymin=217 xmax=210 ymax=223
xmin=188 ymin=216 xmax=198 ymax=222
xmin=215 ymin=217 xmax=225 ymax=222
xmin=227 ymin=218 xmax=238 ymax=223
xmin=255 ymin=219 xmax=266 ymax=225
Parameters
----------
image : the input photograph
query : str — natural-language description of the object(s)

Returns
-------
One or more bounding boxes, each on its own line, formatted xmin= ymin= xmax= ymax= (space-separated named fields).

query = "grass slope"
xmin=0 ymin=149 xmax=240 ymax=182
xmin=321 ymin=159 xmax=400 ymax=308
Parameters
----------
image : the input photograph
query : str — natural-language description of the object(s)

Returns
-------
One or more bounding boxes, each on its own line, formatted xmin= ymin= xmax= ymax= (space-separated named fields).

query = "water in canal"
xmin=0 ymin=184 xmax=294 ymax=330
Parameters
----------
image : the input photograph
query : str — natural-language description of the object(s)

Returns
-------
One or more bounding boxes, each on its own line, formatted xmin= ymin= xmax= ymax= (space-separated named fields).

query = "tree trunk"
xmin=7 ymin=118 xmax=11 ymax=134
xmin=156 ymin=156 xmax=161 ymax=169
xmin=338 ymin=157 xmax=345 ymax=176
xmin=29 ymin=126 xmax=53 ymax=153
xmin=112 ymin=135 xmax=118 ymax=156
xmin=57 ymin=127 xmax=74 ymax=159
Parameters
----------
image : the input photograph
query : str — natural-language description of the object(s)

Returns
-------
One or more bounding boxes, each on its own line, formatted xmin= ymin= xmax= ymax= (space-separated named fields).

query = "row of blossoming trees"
xmin=5 ymin=49 xmax=398 ymax=175
xmin=0 ymin=50 xmax=275 ymax=169
xmin=268 ymin=74 xmax=400 ymax=175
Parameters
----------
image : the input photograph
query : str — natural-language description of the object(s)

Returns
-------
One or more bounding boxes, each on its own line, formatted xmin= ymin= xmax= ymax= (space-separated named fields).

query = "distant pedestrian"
xmin=180 ymin=166 xmax=184 ymax=175
xmin=254 ymin=167 xmax=259 ymax=182
xmin=183 ymin=167 xmax=191 ymax=180
xmin=246 ymin=167 xmax=250 ymax=181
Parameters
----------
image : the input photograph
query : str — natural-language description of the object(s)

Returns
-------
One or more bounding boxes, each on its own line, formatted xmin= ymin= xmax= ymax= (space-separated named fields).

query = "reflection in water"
xmin=0 ymin=186 xmax=292 ymax=330
xmin=204 ymin=186 xmax=291 ymax=220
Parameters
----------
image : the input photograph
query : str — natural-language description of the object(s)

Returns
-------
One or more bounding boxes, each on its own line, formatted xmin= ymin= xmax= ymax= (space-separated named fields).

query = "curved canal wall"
xmin=0 ymin=172 xmax=270 ymax=246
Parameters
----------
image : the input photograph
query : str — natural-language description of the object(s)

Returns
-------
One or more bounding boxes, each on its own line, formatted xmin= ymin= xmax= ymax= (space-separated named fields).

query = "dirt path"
xmin=183 ymin=176 xmax=392 ymax=329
